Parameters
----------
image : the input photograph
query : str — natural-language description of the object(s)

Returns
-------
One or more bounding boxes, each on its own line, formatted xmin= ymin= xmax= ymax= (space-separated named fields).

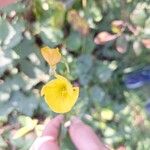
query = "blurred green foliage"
xmin=0 ymin=0 xmax=150 ymax=149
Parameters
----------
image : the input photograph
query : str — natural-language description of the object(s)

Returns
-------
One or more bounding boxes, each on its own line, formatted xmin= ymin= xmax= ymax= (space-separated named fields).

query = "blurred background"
xmin=0 ymin=0 xmax=150 ymax=149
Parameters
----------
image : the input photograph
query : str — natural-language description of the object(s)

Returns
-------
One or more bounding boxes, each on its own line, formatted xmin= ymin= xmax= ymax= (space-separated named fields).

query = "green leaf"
xmin=82 ymin=34 xmax=95 ymax=53
xmin=5 ymin=32 xmax=23 ymax=49
xmin=95 ymin=63 xmax=113 ymax=82
xmin=77 ymin=54 xmax=93 ymax=74
xmin=20 ymin=58 xmax=47 ymax=82
xmin=0 ymin=74 xmax=26 ymax=103
xmin=66 ymin=31 xmax=81 ymax=51
xmin=13 ymin=19 xmax=26 ymax=32
xmin=20 ymin=59 xmax=37 ymax=78
xmin=33 ymin=0 xmax=52 ymax=21
xmin=12 ymin=138 xmax=34 ymax=150
xmin=0 ymin=18 xmax=9 ymax=42
xmin=0 ymin=102 xmax=14 ymax=117
xmin=10 ymin=92 xmax=38 ymax=116
xmin=79 ymin=73 xmax=93 ymax=86
xmin=104 ymin=127 xmax=116 ymax=137
xmin=14 ymin=39 xmax=38 ymax=59
xmin=5 ymin=21 xmax=25 ymax=49
xmin=130 ymin=8 xmax=147 ymax=27
xmin=0 ymin=48 xmax=17 ymax=77
xmin=76 ymin=55 xmax=93 ymax=85
xmin=90 ymin=4 xmax=102 ymax=22
xmin=90 ymin=85 xmax=105 ymax=103
xmin=38 ymin=98 xmax=51 ymax=115
xmin=0 ymin=21 xmax=23 ymax=49
xmin=49 ymin=1 xmax=66 ymax=27
xmin=1 ymin=74 xmax=26 ymax=93
xmin=34 ymin=0 xmax=66 ymax=26
xmin=40 ymin=27 xmax=63 ymax=47
xmin=0 ymin=55 xmax=12 ymax=77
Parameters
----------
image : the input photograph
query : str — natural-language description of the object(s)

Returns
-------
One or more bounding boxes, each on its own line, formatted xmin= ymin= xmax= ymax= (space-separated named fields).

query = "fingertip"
xmin=69 ymin=117 xmax=84 ymax=136
xmin=42 ymin=115 xmax=64 ymax=137
xmin=55 ymin=114 xmax=64 ymax=123
xmin=48 ymin=115 xmax=64 ymax=129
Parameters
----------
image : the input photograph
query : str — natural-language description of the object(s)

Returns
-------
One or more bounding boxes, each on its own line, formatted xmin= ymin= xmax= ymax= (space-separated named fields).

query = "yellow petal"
xmin=55 ymin=74 xmax=73 ymax=94
xmin=44 ymin=87 xmax=79 ymax=113
xmin=56 ymin=86 xmax=79 ymax=113
xmin=41 ymin=75 xmax=79 ymax=113
xmin=64 ymin=87 xmax=79 ymax=112
xmin=41 ymin=46 xmax=61 ymax=66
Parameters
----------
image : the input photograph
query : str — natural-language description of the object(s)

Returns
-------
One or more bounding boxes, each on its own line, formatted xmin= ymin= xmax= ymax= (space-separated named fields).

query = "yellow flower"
xmin=41 ymin=74 xmax=79 ymax=113
xmin=41 ymin=46 xmax=61 ymax=67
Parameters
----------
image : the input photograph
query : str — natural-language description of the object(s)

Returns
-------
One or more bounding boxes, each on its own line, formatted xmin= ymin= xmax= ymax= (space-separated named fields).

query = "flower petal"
xmin=41 ymin=46 xmax=61 ymax=66
xmin=41 ymin=75 xmax=79 ymax=113
xmin=55 ymin=74 xmax=73 ymax=94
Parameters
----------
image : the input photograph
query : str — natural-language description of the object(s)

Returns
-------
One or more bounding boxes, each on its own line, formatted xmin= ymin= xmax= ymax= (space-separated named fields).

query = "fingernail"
xmin=64 ymin=120 xmax=71 ymax=128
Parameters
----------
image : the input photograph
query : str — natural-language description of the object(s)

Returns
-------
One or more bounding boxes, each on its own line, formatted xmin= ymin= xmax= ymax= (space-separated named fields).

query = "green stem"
xmin=62 ymin=57 xmax=70 ymax=74
xmin=65 ymin=62 xmax=70 ymax=74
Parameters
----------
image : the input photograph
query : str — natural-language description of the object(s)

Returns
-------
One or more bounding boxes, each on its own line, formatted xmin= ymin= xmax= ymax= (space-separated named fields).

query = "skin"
xmin=0 ymin=0 xmax=16 ymax=7
xmin=69 ymin=117 xmax=108 ymax=150
xmin=34 ymin=115 xmax=108 ymax=150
